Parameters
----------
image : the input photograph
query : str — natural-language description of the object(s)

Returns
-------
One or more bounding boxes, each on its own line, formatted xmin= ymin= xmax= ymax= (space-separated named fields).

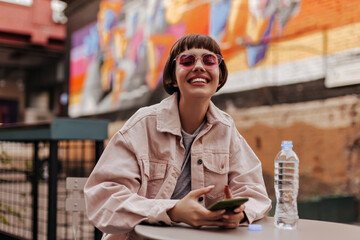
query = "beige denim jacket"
xmin=84 ymin=93 xmax=271 ymax=240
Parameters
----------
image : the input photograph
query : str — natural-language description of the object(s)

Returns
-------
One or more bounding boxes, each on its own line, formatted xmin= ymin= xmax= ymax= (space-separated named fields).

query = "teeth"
xmin=191 ymin=78 xmax=206 ymax=83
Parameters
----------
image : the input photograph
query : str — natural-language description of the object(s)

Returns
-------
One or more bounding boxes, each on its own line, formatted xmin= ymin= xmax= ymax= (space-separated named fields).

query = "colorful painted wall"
xmin=69 ymin=0 xmax=360 ymax=118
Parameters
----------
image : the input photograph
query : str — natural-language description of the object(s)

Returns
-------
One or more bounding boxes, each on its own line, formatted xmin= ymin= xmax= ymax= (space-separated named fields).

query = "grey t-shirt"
xmin=171 ymin=120 xmax=206 ymax=199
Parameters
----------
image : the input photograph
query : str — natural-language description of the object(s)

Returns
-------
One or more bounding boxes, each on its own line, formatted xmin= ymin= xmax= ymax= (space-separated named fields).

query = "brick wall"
xmin=228 ymin=95 xmax=360 ymax=199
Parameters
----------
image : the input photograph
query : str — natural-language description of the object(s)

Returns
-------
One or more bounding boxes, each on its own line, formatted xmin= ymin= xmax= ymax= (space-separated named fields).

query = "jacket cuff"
xmin=242 ymin=208 xmax=257 ymax=224
xmin=147 ymin=199 xmax=178 ymax=225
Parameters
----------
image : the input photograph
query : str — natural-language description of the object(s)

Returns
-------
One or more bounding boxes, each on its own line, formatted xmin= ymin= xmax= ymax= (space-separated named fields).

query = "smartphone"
xmin=207 ymin=197 xmax=249 ymax=211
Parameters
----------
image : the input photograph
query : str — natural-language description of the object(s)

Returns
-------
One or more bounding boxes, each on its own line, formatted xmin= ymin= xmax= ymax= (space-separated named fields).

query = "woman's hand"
xmin=167 ymin=186 xmax=228 ymax=228
xmin=221 ymin=185 xmax=246 ymax=228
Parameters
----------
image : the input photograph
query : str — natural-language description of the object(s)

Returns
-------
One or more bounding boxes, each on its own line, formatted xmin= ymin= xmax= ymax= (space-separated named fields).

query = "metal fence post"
xmin=48 ymin=140 xmax=58 ymax=240
xmin=94 ymin=140 xmax=104 ymax=240
xmin=32 ymin=141 xmax=39 ymax=240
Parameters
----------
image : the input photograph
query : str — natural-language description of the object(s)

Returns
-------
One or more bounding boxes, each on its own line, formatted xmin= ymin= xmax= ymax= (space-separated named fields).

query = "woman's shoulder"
xmin=120 ymin=103 xmax=160 ymax=133
xmin=119 ymin=94 xmax=177 ymax=133
xmin=208 ymin=102 xmax=235 ymax=127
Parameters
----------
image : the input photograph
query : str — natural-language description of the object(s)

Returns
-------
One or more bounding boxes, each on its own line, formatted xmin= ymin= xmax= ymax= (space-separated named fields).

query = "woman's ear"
xmin=173 ymin=81 xmax=178 ymax=87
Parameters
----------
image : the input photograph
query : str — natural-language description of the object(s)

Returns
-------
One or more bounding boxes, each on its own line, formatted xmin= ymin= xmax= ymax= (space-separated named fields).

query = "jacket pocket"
xmin=149 ymin=161 xmax=167 ymax=180
xmin=139 ymin=156 xmax=168 ymax=199
xmin=203 ymin=152 xmax=229 ymax=199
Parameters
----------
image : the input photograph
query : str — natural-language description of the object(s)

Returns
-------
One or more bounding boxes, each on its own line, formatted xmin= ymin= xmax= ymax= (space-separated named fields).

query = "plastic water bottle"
xmin=274 ymin=140 xmax=299 ymax=229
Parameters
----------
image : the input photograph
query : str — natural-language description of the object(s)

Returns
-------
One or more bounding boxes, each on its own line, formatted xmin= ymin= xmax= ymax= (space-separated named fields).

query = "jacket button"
xmin=198 ymin=196 xmax=204 ymax=202
xmin=197 ymin=159 xmax=203 ymax=165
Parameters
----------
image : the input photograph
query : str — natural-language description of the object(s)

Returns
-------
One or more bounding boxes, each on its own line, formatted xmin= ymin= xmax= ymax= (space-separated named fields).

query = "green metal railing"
xmin=0 ymin=118 xmax=108 ymax=240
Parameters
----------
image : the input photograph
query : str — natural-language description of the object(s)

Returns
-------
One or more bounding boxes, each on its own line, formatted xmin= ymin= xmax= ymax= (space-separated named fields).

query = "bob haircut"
xmin=162 ymin=34 xmax=228 ymax=95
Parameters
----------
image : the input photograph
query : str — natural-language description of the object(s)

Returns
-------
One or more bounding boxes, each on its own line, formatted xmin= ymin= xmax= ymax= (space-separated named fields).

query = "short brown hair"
xmin=162 ymin=34 xmax=228 ymax=95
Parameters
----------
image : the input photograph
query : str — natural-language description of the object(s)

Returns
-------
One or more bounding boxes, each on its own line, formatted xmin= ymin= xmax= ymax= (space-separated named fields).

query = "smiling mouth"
xmin=189 ymin=78 xmax=208 ymax=84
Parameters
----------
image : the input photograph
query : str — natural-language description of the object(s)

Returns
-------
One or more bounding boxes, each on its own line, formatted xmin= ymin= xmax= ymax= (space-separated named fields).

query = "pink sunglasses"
xmin=174 ymin=53 xmax=223 ymax=69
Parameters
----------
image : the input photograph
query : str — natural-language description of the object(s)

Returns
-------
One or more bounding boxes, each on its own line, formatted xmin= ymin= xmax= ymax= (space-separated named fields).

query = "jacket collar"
xmin=156 ymin=92 xmax=231 ymax=136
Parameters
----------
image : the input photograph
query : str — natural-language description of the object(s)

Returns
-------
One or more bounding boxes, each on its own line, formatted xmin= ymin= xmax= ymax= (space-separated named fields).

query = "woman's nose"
xmin=192 ymin=59 xmax=205 ymax=71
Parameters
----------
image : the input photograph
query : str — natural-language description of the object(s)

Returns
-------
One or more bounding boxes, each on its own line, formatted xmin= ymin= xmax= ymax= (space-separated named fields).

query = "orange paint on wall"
xmin=277 ymin=0 xmax=360 ymax=39
xmin=100 ymin=58 xmax=115 ymax=92
xmin=98 ymin=1 xmax=123 ymax=48
xmin=146 ymin=34 xmax=177 ymax=90
xmin=182 ymin=4 xmax=210 ymax=35
xmin=69 ymin=73 xmax=86 ymax=94
xmin=112 ymin=70 xmax=125 ymax=105
xmin=165 ymin=1 xmax=210 ymax=35
xmin=221 ymin=0 xmax=248 ymax=60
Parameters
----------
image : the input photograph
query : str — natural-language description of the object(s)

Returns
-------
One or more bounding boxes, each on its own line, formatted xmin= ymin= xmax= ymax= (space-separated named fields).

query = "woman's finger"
xmin=233 ymin=204 xmax=245 ymax=213
xmin=189 ymin=185 xmax=215 ymax=199
xmin=224 ymin=185 xmax=232 ymax=199
xmin=203 ymin=209 xmax=226 ymax=220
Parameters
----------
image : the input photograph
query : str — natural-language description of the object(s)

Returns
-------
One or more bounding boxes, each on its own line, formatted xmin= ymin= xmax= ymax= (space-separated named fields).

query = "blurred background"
xmin=0 ymin=0 xmax=360 ymax=238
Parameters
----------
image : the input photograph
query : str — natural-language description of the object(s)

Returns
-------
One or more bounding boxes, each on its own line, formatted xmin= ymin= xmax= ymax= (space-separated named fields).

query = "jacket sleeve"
xmin=84 ymin=132 xmax=178 ymax=234
xmin=228 ymin=125 xmax=272 ymax=224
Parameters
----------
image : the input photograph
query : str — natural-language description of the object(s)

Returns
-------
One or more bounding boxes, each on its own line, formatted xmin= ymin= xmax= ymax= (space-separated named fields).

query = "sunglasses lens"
xmin=177 ymin=54 xmax=221 ymax=68
xmin=202 ymin=54 xmax=218 ymax=67
xmin=179 ymin=54 xmax=196 ymax=67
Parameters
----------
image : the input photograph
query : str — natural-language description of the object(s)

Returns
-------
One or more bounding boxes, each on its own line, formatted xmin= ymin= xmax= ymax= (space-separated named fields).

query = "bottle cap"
xmin=281 ymin=140 xmax=293 ymax=149
xmin=248 ymin=224 xmax=262 ymax=231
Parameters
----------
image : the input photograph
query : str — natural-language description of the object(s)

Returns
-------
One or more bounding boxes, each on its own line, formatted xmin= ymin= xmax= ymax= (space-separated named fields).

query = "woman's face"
xmin=173 ymin=48 xmax=221 ymax=101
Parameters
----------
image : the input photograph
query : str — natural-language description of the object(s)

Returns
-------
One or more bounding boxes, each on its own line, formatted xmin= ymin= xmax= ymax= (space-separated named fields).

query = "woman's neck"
xmin=178 ymin=96 xmax=210 ymax=134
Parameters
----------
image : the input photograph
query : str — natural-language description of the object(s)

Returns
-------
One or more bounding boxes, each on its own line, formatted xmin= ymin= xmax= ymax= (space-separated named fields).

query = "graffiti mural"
xmin=68 ymin=0 xmax=302 ymax=117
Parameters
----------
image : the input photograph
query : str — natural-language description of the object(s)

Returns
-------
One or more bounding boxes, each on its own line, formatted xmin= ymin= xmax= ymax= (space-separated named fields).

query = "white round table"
xmin=135 ymin=217 xmax=360 ymax=240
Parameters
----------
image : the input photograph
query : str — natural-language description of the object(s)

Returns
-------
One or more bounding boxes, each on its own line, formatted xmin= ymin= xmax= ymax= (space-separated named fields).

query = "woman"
xmin=84 ymin=34 xmax=271 ymax=240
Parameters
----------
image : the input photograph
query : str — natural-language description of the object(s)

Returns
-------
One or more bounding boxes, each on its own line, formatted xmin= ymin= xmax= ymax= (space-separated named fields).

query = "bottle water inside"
xmin=274 ymin=140 xmax=299 ymax=229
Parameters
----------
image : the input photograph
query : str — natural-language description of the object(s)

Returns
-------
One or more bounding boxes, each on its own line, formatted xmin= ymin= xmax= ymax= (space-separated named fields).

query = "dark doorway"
xmin=0 ymin=99 xmax=18 ymax=123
